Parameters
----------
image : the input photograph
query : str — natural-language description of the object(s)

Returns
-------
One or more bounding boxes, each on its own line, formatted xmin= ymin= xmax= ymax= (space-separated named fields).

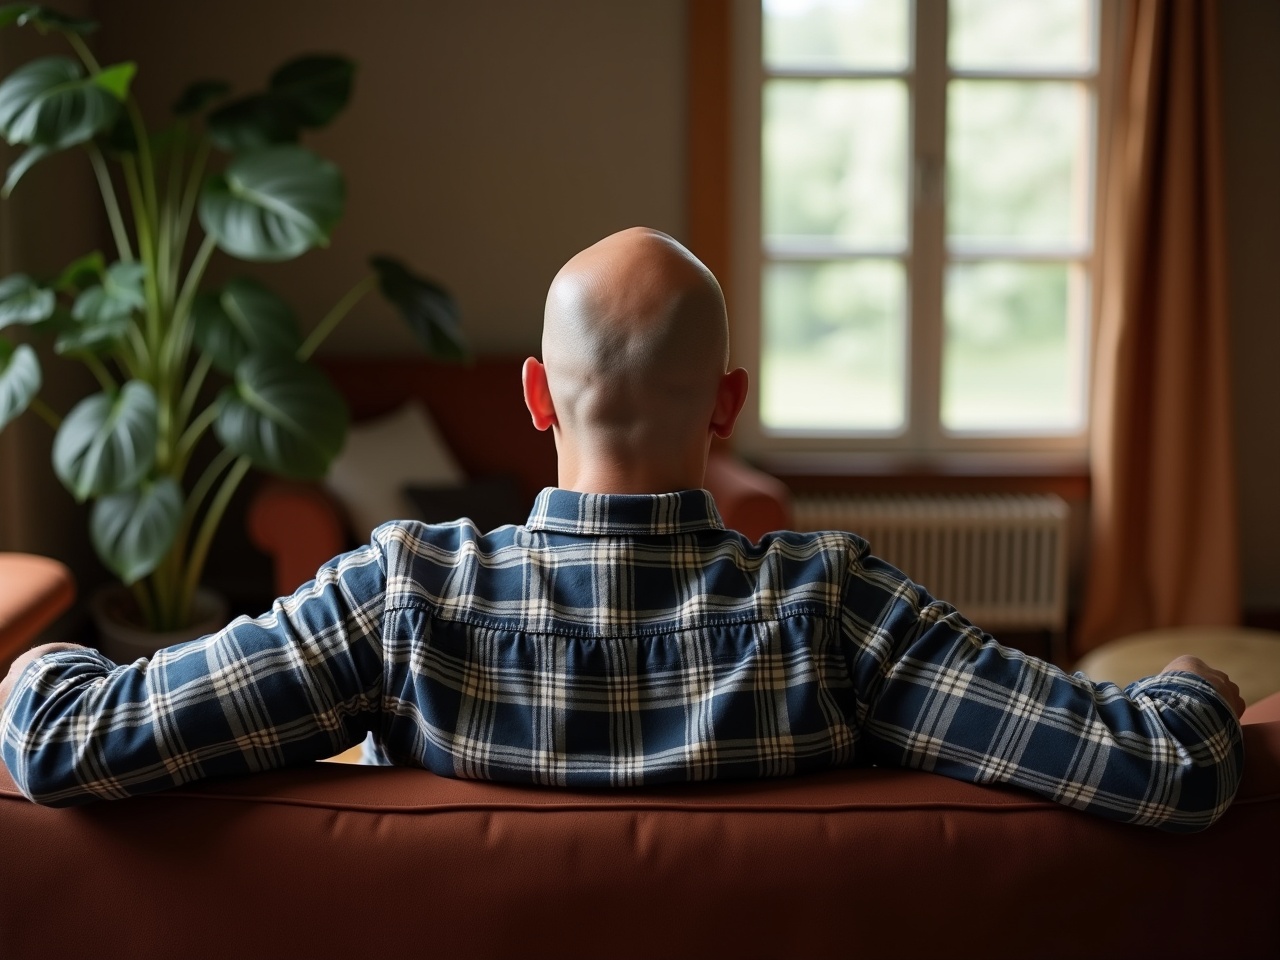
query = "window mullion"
xmin=908 ymin=0 xmax=948 ymax=452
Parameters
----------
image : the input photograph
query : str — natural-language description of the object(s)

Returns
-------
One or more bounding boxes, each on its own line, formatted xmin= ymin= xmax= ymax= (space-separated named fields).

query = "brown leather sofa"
xmin=2 ymin=692 xmax=1277 ymax=959
xmin=245 ymin=355 xmax=792 ymax=596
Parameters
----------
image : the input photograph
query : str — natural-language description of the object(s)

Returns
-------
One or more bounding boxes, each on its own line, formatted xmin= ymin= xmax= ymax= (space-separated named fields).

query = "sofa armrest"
xmin=247 ymin=480 xmax=349 ymax=597
xmin=704 ymin=451 xmax=791 ymax=543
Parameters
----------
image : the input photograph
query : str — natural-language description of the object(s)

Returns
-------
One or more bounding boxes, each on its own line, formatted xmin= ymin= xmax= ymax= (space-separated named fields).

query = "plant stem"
xmin=175 ymin=402 xmax=219 ymax=466
xmin=179 ymin=455 xmax=251 ymax=619
xmin=175 ymin=140 xmax=209 ymax=257
xmin=129 ymin=578 xmax=157 ymax=631
xmin=164 ymin=445 xmax=234 ymax=629
xmin=127 ymin=101 xmax=159 ymax=234
xmin=125 ymin=322 xmax=149 ymax=377
xmin=160 ymin=129 xmax=187 ymax=311
xmin=297 ymin=274 xmax=378 ymax=361
xmin=82 ymin=353 xmax=116 ymax=393
xmin=88 ymin=145 xmax=133 ymax=263
xmin=177 ymin=351 xmax=212 ymax=427
xmin=27 ymin=397 xmax=61 ymax=430
xmin=122 ymin=158 xmax=162 ymax=352
xmin=66 ymin=33 xmax=101 ymax=72
xmin=174 ymin=233 xmax=217 ymax=328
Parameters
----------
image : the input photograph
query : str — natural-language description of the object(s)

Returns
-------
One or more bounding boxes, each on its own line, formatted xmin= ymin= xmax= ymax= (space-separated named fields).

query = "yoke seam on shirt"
xmin=379 ymin=597 xmax=841 ymax=635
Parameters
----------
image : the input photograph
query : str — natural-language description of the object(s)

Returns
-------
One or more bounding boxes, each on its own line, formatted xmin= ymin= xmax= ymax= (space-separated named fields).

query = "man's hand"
xmin=1161 ymin=655 xmax=1246 ymax=719
xmin=0 ymin=643 xmax=88 ymax=712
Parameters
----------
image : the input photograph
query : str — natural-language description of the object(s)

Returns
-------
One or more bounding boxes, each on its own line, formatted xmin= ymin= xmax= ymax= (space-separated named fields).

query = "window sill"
xmin=752 ymin=451 xmax=1091 ymax=501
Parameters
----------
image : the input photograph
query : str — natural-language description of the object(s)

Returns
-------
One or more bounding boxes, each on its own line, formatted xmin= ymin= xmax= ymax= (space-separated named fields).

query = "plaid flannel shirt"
xmin=1 ymin=488 xmax=1243 ymax=829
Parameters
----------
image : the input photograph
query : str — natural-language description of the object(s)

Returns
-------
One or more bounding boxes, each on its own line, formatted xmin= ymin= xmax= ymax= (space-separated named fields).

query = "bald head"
xmin=525 ymin=227 xmax=747 ymax=493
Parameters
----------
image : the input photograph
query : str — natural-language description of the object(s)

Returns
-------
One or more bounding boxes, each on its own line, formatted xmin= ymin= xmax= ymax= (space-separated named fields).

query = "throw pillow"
xmin=325 ymin=402 xmax=465 ymax=540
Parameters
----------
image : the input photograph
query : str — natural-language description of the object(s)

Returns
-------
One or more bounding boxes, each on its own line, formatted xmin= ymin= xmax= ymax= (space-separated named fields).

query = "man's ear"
xmin=710 ymin=367 xmax=749 ymax=440
xmin=522 ymin=357 xmax=558 ymax=431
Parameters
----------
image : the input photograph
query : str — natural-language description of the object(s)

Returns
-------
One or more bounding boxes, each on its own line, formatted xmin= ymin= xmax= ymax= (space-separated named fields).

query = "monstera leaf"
xmin=54 ymin=250 xmax=106 ymax=292
xmin=0 ymin=336 xmax=39 ymax=431
xmin=0 ymin=5 xmax=97 ymax=34
xmin=0 ymin=56 xmax=133 ymax=147
xmin=0 ymin=56 xmax=134 ymax=192
xmin=214 ymin=354 xmax=347 ymax=480
xmin=198 ymin=146 xmax=344 ymax=262
xmin=206 ymin=56 xmax=354 ymax=151
xmin=90 ymin=476 xmax=182 ymax=584
xmin=52 ymin=381 xmax=158 ymax=501
xmin=192 ymin=277 xmax=300 ymax=374
xmin=71 ymin=260 xmax=146 ymax=323
xmin=0 ymin=273 xmax=53 ymax=330
xmin=268 ymin=56 xmax=354 ymax=127
xmin=206 ymin=95 xmax=301 ymax=152
xmin=172 ymin=79 xmax=231 ymax=117
xmin=371 ymin=256 xmax=466 ymax=361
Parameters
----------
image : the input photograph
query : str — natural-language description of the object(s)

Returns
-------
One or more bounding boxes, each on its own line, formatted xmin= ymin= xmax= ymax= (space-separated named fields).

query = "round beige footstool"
xmin=1074 ymin=626 xmax=1280 ymax=706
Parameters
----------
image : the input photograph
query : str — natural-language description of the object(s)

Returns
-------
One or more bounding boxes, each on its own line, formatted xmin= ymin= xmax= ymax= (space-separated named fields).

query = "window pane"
xmin=947 ymin=81 xmax=1091 ymax=245
xmin=761 ymin=260 xmax=905 ymax=431
xmin=942 ymin=262 xmax=1085 ymax=431
xmin=949 ymin=0 xmax=1094 ymax=71
xmin=764 ymin=0 xmax=910 ymax=71
xmin=764 ymin=80 xmax=907 ymax=245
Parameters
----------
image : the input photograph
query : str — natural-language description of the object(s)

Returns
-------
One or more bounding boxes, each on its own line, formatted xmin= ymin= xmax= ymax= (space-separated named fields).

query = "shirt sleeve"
xmin=0 ymin=540 xmax=388 ymax=806
xmin=841 ymin=553 xmax=1244 ymax=833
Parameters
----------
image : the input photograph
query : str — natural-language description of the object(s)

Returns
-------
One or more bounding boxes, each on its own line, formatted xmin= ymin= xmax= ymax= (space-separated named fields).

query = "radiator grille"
xmin=793 ymin=494 xmax=1069 ymax=632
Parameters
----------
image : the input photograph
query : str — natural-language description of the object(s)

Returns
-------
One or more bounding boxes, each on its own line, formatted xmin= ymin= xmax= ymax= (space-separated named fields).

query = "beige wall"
xmin=1220 ymin=0 xmax=1280 ymax=610
xmin=96 ymin=0 xmax=687 ymax=356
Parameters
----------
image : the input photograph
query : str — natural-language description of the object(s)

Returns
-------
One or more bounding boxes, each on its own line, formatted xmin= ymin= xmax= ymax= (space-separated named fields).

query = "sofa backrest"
xmin=2 ymin=715 xmax=1278 ymax=960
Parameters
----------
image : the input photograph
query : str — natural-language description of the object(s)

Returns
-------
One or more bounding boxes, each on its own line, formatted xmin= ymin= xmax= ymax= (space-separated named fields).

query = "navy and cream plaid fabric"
xmin=1 ymin=488 xmax=1242 ymax=829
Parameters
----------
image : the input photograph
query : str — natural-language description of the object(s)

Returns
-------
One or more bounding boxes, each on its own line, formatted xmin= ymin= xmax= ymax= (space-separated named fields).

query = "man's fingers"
xmin=1160 ymin=655 xmax=1245 ymax=719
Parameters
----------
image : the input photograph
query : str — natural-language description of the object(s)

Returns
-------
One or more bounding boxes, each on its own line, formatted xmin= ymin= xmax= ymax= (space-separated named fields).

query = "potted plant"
xmin=0 ymin=5 xmax=464 ymax=652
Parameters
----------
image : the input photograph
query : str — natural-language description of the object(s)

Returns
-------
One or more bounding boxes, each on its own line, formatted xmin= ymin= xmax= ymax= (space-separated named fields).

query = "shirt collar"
xmin=526 ymin=488 xmax=726 ymax=536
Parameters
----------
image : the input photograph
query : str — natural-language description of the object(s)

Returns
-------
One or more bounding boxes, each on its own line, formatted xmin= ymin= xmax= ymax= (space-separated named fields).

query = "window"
xmin=730 ymin=0 xmax=1113 ymax=459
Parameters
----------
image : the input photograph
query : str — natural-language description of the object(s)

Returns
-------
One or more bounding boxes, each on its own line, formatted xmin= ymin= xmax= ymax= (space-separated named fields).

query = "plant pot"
xmin=90 ymin=585 xmax=229 ymax=664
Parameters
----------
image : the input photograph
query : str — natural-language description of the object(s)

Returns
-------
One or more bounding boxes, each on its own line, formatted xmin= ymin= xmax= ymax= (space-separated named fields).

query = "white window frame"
xmin=729 ymin=0 xmax=1119 ymax=467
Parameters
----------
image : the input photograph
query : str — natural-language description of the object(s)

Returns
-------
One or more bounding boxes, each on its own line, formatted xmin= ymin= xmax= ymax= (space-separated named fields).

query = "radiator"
xmin=792 ymin=494 xmax=1070 ymax=633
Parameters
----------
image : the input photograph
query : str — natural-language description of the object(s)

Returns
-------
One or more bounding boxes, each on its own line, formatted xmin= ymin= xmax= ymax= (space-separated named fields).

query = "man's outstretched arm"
xmin=844 ymin=556 xmax=1245 ymax=833
xmin=0 ymin=540 xmax=388 ymax=806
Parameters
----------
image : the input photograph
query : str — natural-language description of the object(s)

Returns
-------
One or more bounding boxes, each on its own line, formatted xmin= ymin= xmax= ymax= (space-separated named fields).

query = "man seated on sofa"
xmin=0 ymin=227 xmax=1246 ymax=830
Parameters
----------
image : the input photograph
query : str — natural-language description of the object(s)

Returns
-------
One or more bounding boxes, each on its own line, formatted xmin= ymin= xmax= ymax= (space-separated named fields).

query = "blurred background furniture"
xmin=2 ymin=692 xmax=1277 ymax=960
xmin=1075 ymin=626 xmax=1280 ymax=706
xmin=0 ymin=554 xmax=75 ymax=670
xmin=247 ymin=355 xmax=792 ymax=597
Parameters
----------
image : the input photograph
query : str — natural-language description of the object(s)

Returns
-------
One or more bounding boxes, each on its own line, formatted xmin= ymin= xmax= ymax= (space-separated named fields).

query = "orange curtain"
xmin=1075 ymin=0 xmax=1240 ymax=657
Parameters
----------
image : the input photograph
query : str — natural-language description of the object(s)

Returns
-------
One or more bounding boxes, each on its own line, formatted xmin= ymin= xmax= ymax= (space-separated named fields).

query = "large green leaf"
xmin=54 ymin=314 xmax=128 ymax=355
xmin=172 ymin=79 xmax=231 ymax=117
xmin=0 ymin=5 xmax=96 ymax=34
xmin=54 ymin=250 xmax=105 ymax=292
xmin=192 ymin=276 xmax=301 ymax=374
xmin=0 ymin=56 xmax=133 ymax=149
xmin=71 ymin=260 xmax=146 ymax=323
xmin=207 ymin=94 xmax=300 ymax=152
xmin=90 ymin=476 xmax=182 ymax=584
xmin=198 ymin=146 xmax=344 ymax=262
xmin=52 ymin=380 xmax=158 ymax=501
xmin=206 ymin=56 xmax=354 ymax=152
xmin=268 ymin=55 xmax=354 ymax=127
xmin=0 ymin=273 xmax=53 ymax=330
xmin=371 ymin=256 xmax=466 ymax=361
xmin=214 ymin=354 xmax=347 ymax=480
xmin=0 ymin=336 xmax=39 ymax=431
xmin=2 ymin=141 xmax=53 ymax=195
